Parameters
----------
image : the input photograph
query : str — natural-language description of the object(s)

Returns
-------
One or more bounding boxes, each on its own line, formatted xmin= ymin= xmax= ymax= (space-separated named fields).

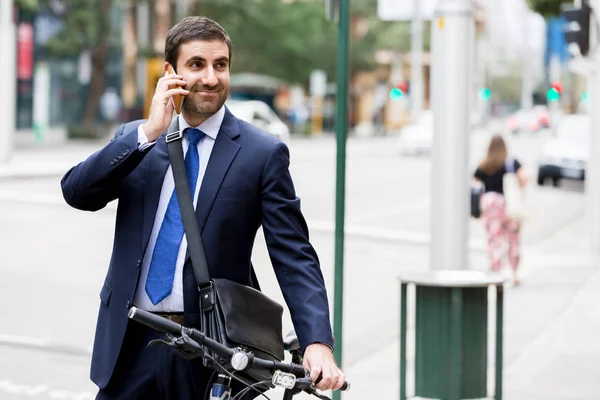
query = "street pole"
xmin=410 ymin=0 xmax=424 ymax=121
xmin=430 ymin=0 xmax=473 ymax=271
xmin=549 ymin=53 xmax=561 ymax=128
xmin=332 ymin=0 xmax=349 ymax=398
xmin=586 ymin=0 xmax=600 ymax=252
xmin=0 ymin=0 xmax=16 ymax=164
xmin=520 ymin=12 xmax=533 ymax=111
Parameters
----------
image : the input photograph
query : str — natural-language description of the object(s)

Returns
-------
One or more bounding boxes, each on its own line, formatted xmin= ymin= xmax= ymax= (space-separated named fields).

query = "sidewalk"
xmin=0 ymin=129 xmax=108 ymax=180
xmin=504 ymin=266 xmax=600 ymax=400
xmin=332 ymin=216 xmax=600 ymax=399
xmin=502 ymin=217 xmax=600 ymax=400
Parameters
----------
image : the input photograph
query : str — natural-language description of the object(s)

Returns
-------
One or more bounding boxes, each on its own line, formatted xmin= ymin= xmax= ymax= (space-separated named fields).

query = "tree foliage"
xmin=15 ymin=0 xmax=39 ymax=12
xmin=15 ymin=0 xmax=413 ymax=127
xmin=190 ymin=0 xmax=412 ymax=85
xmin=527 ymin=0 xmax=567 ymax=18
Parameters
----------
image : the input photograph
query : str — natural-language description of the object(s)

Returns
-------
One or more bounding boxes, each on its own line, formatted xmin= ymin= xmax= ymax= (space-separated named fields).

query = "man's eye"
xmin=216 ymin=62 xmax=227 ymax=69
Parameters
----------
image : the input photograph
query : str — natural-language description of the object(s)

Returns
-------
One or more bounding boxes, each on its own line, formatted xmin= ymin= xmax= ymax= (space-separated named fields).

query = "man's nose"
xmin=201 ymin=67 xmax=219 ymax=87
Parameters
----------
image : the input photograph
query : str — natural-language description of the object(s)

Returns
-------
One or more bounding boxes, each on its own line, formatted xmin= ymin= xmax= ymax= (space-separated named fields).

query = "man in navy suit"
xmin=61 ymin=16 xmax=344 ymax=399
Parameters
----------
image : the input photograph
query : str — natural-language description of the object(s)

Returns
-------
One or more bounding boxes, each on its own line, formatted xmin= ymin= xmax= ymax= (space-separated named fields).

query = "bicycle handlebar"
xmin=128 ymin=307 xmax=350 ymax=392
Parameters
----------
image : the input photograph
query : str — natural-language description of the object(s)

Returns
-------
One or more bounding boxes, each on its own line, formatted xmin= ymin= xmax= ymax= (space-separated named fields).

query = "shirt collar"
xmin=178 ymin=105 xmax=225 ymax=140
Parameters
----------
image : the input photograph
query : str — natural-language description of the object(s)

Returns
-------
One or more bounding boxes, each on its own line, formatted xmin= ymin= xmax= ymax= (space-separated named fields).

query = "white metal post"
xmin=410 ymin=0 xmax=424 ymax=121
xmin=0 ymin=0 xmax=16 ymax=164
xmin=430 ymin=0 xmax=474 ymax=270
xmin=520 ymin=12 xmax=533 ymax=111
xmin=586 ymin=0 xmax=600 ymax=252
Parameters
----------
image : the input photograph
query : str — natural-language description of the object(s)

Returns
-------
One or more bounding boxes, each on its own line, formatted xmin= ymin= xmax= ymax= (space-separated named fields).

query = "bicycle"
xmin=128 ymin=307 xmax=350 ymax=400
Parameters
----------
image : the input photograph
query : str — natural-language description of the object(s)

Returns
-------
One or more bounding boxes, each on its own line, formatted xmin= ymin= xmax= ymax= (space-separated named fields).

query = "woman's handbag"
xmin=470 ymin=181 xmax=485 ymax=218
xmin=503 ymin=158 xmax=529 ymax=221
xmin=165 ymin=120 xmax=285 ymax=379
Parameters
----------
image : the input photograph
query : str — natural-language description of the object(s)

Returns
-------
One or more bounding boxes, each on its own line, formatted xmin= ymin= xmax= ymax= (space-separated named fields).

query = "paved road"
xmin=0 ymin=130 xmax=590 ymax=399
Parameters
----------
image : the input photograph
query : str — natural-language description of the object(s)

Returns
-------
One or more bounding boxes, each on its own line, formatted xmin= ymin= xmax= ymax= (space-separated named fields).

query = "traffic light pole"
xmin=0 ymin=0 xmax=15 ymax=165
xmin=430 ymin=0 xmax=474 ymax=271
xmin=332 ymin=0 xmax=349 ymax=399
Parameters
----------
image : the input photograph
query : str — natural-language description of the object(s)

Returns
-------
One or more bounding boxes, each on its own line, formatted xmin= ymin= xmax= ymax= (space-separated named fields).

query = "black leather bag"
xmin=166 ymin=121 xmax=285 ymax=378
xmin=471 ymin=181 xmax=485 ymax=219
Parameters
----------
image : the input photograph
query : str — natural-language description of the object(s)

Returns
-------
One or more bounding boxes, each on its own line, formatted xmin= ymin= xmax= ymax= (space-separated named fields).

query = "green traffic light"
xmin=582 ymin=91 xmax=589 ymax=102
xmin=389 ymin=87 xmax=404 ymax=101
xmin=478 ymin=87 xmax=491 ymax=101
xmin=547 ymin=88 xmax=560 ymax=102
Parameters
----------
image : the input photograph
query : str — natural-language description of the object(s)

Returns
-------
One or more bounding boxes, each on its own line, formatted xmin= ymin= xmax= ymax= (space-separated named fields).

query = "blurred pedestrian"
xmin=100 ymin=87 xmax=122 ymax=125
xmin=473 ymin=134 xmax=529 ymax=285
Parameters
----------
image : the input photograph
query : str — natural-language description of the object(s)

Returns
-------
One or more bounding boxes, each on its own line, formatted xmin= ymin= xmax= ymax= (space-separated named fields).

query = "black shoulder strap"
xmin=165 ymin=119 xmax=211 ymax=287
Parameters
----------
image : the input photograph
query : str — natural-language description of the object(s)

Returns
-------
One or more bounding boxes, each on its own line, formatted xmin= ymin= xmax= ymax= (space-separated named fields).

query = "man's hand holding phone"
xmin=141 ymin=69 xmax=188 ymax=142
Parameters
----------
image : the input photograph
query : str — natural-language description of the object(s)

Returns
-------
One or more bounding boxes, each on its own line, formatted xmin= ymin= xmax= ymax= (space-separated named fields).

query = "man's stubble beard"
xmin=182 ymin=87 xmax=229 ymax=118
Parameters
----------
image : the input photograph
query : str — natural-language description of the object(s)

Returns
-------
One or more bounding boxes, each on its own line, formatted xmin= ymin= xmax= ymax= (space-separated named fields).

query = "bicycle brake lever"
xmin=305 ymin=388 xmax=331 ymax=400
xmin=293 ymin=378 xmax=331 ymax=400
xmin=147 ymin=333 xmax=204 ymax=360
xmin=147 ymin=336 xmax=176 ymax=348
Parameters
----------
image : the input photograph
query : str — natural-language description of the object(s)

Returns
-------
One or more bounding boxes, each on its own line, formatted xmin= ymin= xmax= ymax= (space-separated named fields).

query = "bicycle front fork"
xmin=209 ymin=374 xmax=232 ymax=400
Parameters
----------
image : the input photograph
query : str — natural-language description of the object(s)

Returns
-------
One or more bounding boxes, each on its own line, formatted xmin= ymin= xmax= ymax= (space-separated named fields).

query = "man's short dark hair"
xmin=165 ymin=16 xmax=232 ymax=69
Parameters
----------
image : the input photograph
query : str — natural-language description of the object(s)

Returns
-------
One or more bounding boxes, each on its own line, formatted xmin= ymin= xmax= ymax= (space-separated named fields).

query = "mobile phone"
xmin=166 ymin=64 xmax=184 ymax=114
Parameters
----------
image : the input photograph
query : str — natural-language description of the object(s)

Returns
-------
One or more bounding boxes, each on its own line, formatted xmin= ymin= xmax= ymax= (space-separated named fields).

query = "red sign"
xmin=17 ymin=23 xmax=34 ymax=80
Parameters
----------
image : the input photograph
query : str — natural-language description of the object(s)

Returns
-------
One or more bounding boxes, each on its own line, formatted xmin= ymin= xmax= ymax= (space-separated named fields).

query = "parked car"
xmin=537 ymin=115 xmax=589 ymax=186
xmin=398 ymin=110 xmax=433 ymax=155
xmin=226 ymin=99 xmax=291 ymax=142
xmin=506 ymin=109 xmax=541 ymax=134
xmin=532 ymin=105 xmax=550 ymax=129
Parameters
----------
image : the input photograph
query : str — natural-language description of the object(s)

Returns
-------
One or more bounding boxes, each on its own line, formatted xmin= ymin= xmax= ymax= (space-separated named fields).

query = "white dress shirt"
xmin=133 ymin=106 xmax=225 ymax=312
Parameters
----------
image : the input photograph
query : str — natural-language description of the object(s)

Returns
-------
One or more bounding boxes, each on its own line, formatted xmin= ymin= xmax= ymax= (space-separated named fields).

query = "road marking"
xmin=308 ymin=219 xmax=487 ymax=250
xmin=0 ymin=191 xmax=65 ymax=207
xmin=348 ymin=199 xmax=430 ymax=223
xmin=0 ymin=380 xmax=94 ymax=399
xmin=0 ymin=334 xmax=92 ymax=357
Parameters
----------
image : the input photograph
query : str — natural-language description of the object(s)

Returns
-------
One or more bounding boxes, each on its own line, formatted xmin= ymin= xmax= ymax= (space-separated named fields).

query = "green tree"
xmin=192 ymin=0 xmax=336 ymax=84
xmin=15 ymin=0 xmax=39 ymax=12
xmin=527 ymin=0 xmax=567 ymax=18
xmin=15 ymin=0 xmax=113 ymax=133
xmin=43 ymin=0 xmax=113 ymax=132
xmin=191 ymin=0 xmax=412 ymax=86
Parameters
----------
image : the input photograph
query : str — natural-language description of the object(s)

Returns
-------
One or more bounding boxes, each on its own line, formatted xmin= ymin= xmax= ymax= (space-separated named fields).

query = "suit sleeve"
xmin=260 ymin=141 xmax=334 ymax=352
xmin=61 ymin=122 xmax=149 ymax=211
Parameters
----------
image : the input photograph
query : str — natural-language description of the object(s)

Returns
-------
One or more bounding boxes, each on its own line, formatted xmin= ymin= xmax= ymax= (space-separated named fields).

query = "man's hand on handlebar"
xmin=303 ymin=343 xmax=346 ymax=392
xmin=127 ymin=307 xmax=350 ymax=397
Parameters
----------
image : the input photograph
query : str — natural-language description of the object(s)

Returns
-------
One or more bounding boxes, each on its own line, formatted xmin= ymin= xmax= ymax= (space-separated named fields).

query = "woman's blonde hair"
xmin=479 ymin=134 xmax=508 ymax=174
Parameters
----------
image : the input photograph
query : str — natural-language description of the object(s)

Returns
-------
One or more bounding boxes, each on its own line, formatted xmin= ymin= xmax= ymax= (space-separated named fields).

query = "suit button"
xmin=125 ymin=300 xmax=131 ymax=309
xmin=136 ymin=259 xmax=141 ymax=267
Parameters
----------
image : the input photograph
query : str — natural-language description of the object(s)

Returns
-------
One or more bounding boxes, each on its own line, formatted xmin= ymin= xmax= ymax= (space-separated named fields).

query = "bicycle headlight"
xmin=231 ymin=351 xmax=249 ymax=371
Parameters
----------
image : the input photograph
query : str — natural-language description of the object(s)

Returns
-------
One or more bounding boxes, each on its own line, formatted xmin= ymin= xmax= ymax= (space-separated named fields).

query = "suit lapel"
xmin=195 ymin=108 xmax=241 ymax=233
xmin=141 ymin=119 xmax=178 ymax=251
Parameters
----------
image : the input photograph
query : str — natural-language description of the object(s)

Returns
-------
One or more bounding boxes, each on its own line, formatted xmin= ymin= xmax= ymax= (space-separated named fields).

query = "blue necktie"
xmin=145 ymin=128 xmax=205 ymax=305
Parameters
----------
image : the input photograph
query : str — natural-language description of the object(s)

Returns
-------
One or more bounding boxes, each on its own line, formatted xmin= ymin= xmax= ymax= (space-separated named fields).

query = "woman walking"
xmin=474 ymin=135 xmax=528 ymax=285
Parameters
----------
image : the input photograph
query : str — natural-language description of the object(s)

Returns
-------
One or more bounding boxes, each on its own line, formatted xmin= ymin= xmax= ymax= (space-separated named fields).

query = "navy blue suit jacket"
xmin=61 ymin=108 xmax=333 ymax=389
